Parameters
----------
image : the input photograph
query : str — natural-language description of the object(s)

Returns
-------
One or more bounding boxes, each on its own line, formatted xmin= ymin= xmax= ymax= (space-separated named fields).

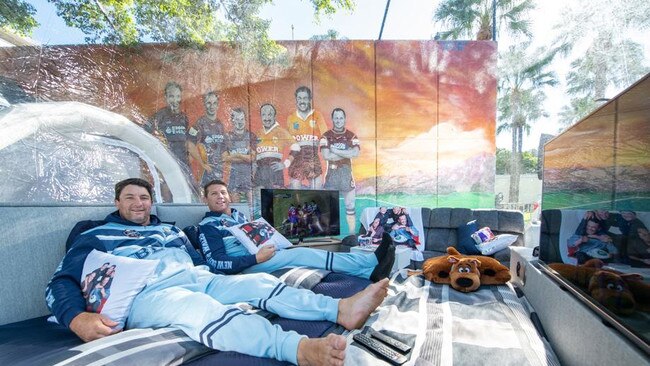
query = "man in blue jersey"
xmin=198 ymin=179 xmax=396 ymax=281
xmin=46 ymin=178 xmax=389 ymax=365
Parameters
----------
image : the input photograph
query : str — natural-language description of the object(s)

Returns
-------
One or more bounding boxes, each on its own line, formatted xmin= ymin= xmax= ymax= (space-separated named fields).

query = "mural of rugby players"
xmin=321 ymin=107 xmax=360 ymax=233
xmin=189 ymin=91 xmax=226 ymax=186
xmin=223 ymin=107 xmax=256 ymax=204
xmin=286 ymin=86 xmax=328 ymax=189
xmin=253 ymin=103 xmax=294 ymax=189
xmin=145 ymin=81 xmax=190 ymax=169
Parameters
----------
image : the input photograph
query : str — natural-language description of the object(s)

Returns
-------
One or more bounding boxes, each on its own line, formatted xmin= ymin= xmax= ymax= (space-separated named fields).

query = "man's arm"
xmin=198 ymin=223 xmax=258 ymax=274
xmin=45 ymin=236 xmax=105 ymax=329
xmin=328 ymin=146 xmax=360 ymax=159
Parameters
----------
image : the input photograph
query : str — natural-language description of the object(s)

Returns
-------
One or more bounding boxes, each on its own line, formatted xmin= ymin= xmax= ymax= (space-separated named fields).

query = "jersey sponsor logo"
xmin=256 ymin=145 xmax=279 ymax=154
xmin=123 ymin=229 xmax=141 ymax=238
xmin=204 ymin=134 xmax=224 ymax=144
xmin=293 ymin=134 xmax=319 ymax=142
xmin=331 ymin=142 xmax=348 ymax=150
xmin=165 ymin=125 xmax=186 ymax=135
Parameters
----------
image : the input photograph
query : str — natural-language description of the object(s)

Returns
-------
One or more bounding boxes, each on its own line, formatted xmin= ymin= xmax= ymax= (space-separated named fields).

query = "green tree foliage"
xmin=497 ymin=42 xmax=557 ymax=202
xmin=46 ymin=0 xmax=354 ymax=48
xmin=553 ymin=0 xmax=650 ymax=126
xmin=0 ymin=0 xmax=38 ymax=36
xmin=496 ymin=148 xmax=537 ymax=175
xmin=433 ymin=0 xmax=534 ymax=40
xmin=310 ymin=29 xmax=345 ymax=40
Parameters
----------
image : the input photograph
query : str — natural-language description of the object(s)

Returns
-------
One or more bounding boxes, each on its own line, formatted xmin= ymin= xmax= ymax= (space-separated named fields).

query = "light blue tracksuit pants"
xmin=241 ymin=247 xmax=378 ymax=278
xmin=126 ymin=249 xmax=340 ymax=364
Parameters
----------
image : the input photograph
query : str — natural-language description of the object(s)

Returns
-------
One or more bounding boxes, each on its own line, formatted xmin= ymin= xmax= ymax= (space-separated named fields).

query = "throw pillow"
xmin=475 ymin=234 xmax=518 ymax=256
xmin=471 ymin=226 xmax=495 ymax=245
xmin=226 ymin=217 xmax=293 ymax=254
xmin=457 ymin=220 xmax=481 ymax=255
xmin=81 ymin=249 xmax=159 ymax=328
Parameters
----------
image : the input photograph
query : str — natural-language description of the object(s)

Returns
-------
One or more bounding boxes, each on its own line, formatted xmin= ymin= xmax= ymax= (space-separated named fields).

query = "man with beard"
xmin=253 ymin=103 xmax=294 ymax=189
xmin=286 ymin=86 xmax=328 ymax=189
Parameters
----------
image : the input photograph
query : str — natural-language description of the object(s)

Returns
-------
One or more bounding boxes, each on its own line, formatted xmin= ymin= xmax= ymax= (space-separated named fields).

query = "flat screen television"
xmin=260 ymin=188 xmax=340 ymax=242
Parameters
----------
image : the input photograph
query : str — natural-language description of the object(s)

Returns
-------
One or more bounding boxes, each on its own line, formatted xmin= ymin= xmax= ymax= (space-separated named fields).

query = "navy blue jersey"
xmin=45 ymin=212 xmax=203 ymax=328
xmin=198 ymin=209 xmax=258 ymax=274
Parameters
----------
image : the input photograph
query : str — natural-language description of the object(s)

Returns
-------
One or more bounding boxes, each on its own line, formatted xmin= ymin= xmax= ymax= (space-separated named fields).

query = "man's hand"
xmin=256 ymin=245 xmax=276 ymax=263
xmin=270 ymin=161 xmax=285 ymax=172
xmin=69 ymin=312 xmax=121 ymax=342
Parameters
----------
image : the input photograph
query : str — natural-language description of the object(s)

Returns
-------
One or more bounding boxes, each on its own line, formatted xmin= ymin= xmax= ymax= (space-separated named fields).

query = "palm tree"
xmin=497 ymin=43 xmax=558 ymax=203
xmin=433 ymin=0 xmax=534 ymax=41
xmin=552 ymin=0 xmax=650 ymax=126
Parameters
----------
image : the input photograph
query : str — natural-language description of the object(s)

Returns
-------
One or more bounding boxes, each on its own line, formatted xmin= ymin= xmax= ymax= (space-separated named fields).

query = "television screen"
xmin=260 ymin=188 xmax=340 ymax=242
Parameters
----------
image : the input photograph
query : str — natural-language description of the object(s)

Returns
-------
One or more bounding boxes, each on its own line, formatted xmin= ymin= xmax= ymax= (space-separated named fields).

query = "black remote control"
xmin=353 ymin=333 xmax=408 ymax=365
xmin=369 ymin=328 xmax=412 ymax=353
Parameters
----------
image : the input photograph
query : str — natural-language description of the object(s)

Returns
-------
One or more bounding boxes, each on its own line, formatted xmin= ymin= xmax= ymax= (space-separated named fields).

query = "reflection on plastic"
xmin=0 ymin=102 xmax=198 ymax=203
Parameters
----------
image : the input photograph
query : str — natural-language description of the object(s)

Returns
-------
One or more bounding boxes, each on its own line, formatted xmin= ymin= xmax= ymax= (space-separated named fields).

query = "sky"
xmin=19 ymin=0 xmax=650 ymax=151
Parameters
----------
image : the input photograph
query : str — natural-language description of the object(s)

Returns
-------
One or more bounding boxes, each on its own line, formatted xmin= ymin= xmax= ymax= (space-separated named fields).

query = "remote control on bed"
xmin=353 ymin=333 xmax=408 ymax=365
xmin=369 ymin=328 xmax=412 ymax=353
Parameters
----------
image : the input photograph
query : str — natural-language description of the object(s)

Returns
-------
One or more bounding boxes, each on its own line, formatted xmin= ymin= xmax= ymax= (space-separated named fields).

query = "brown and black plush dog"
xmin=549 ymin=260 xmax=650 ymax=316
xmin=447 ymin=256 xmax=482 ymax=292
xmin=409 ymin=246 xmax=511 ymax=292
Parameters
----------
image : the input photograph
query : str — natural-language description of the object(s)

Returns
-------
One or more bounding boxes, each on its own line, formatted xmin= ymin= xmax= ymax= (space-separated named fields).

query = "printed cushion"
xmin=471 ymin=226 xmax=495 ymax=245
xmin=457 ymin=220 xmax=481 ymax=255
xmin=226 ymin=217 xmax=293 ymax=254
xmin=81 ymin=249 xmax=159 ymax=328
xmin=475 ymin=234 xmax=518 ymax=256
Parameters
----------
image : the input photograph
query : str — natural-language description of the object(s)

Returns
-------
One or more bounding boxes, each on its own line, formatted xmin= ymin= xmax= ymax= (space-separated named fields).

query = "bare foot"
xmin=297 ymin=333 xmax=346 ymax=366
xmin=337 ymin=278 xmax=389 ymax=330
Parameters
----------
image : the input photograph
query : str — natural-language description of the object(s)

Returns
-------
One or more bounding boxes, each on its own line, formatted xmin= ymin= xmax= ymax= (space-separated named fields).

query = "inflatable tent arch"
xmin=0 ymin=101 xmax=194 ymax=202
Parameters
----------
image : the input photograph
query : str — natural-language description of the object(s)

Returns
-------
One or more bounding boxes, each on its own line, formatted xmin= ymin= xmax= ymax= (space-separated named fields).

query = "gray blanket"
xmin=346 ymin=271 xmax=561 ymax=366
xmin=49 ymin=267 xmax=331 ymax=365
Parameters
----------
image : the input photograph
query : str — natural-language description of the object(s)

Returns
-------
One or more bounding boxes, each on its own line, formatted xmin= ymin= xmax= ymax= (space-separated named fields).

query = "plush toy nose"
xmin=456 ymin=277 xmax=474 ymax=288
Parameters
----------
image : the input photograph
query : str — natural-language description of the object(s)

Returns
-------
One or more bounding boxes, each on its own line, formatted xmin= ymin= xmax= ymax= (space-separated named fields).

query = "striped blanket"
xmin=28 ymin=267 xmax=331 ymax=366
xmin=346 ymin=271 xmax=561 ymax=366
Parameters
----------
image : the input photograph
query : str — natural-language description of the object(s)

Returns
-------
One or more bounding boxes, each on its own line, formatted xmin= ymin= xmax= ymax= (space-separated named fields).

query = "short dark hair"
xmin=295 ymin=86 xmax=312 ymax=99
xmin=203 ymin=179 xmax=228 ymax=197
xmin=164 ymin=81 xmax=182 ymax=96
xmin=231 ymin=107 xmax=246 ymax=118
xmin=331 ymin=107 xmax=346 ymax=119
xmin=115 ymin=178 xmax=153 ymax=200
xmin=203 ymin=91 xmax=218 ymax=103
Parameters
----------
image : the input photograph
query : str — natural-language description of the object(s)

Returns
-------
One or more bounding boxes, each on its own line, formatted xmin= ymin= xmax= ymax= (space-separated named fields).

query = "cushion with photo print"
xmin=81 ymin=249 xmax=159 ymax=328
xmin=226 ymin=217 xmax=293 ymax=254
xmin=475 ymin=234 xmax=518 ymax=256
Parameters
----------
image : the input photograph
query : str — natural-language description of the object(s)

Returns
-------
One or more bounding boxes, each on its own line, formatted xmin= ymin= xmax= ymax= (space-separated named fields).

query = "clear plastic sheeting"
xmin=0 ymin=41 xmax=497 ymax=208
xmin=0 ymin=102 xmax=198 ymax=203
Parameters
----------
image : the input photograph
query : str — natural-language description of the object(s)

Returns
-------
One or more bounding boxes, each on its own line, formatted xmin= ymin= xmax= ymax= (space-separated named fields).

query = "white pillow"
xmin=475 ymin=234 xmax=518 ymax=255
xmin=226 ymin=217 xmax=293 ymax=254
xmin=81 ymin=249 xmax=159 ymax=328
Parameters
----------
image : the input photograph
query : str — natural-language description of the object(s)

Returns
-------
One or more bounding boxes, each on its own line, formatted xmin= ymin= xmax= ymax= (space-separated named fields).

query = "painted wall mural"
xmin=0 ymin=40 xmax=497 ymax=234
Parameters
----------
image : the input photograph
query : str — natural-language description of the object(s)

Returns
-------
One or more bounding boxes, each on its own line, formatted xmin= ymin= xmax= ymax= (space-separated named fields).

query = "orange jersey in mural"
xmin=255 ymin=122 xmax=293 ymax=161
xmin=286 ymin=109 xmax=328 ymax=149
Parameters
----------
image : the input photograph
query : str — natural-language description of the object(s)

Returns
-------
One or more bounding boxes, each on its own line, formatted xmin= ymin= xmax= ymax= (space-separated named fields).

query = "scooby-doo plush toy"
xmin=411 ymin=247 xmax=511 ymax=292
xmin=549 ymin=260 xmax=650 ymax=316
